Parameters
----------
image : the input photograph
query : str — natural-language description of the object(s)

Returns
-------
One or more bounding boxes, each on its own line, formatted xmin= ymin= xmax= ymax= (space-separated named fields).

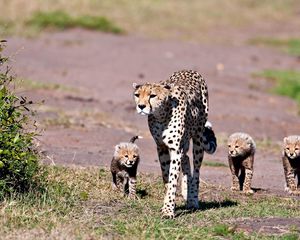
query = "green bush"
xmin=0 ymin=40 xmax=44 ymax=198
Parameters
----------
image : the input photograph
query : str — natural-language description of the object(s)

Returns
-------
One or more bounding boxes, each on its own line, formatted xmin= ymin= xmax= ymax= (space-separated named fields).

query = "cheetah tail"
xmin=129 ymin=135 xmax=143 ymax=143
xmin=203 ymin=123 xmax=217 ymax=154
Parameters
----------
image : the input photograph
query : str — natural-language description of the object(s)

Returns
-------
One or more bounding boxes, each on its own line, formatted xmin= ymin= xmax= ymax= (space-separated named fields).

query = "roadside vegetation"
xmin=254 ymin=70 xmax=300 ymax=112
xmin=249 ymin=38 xmax=300 ymax=57
xmin=1 ymin=166 xmax=300 ymax=239
xmin=0 ymin=0 xmax=299 ymax=40
xmin=27 ymin=11 xmax=123 ymax=34
xmin=0 ymin=40 xmax=46 ymax=198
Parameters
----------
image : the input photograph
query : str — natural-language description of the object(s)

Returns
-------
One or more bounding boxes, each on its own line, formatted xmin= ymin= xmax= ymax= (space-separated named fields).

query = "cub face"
xmin=133 ymin=83 xmax=171 ymax=115
xmin=114 ymin=143 xmax=139 ymax=168
xmin=227 ymin=133 xmax=254 ymax=158
xmin=283 ymin=136 xmax=300 ymax=159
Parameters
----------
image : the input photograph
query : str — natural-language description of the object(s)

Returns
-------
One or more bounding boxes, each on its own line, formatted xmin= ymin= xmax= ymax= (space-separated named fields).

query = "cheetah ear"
xmin=283 ymin=137 xmax=288 ymax=144
xmin=133 ymin=83 xmax=141 ymax=89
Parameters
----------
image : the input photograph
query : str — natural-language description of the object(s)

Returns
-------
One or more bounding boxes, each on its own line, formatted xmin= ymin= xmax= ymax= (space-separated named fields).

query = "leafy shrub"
xmin=0 ymin=40 xmax=44 ymax=198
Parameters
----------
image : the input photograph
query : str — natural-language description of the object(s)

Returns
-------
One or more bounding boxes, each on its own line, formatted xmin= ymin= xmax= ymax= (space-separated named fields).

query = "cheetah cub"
xmin=282 ymin=135 xmax=300 ymax=195
xmin=227 ymin=132 xmax=256 ymax=194
xmin=110 ymin=136 xmax=142 ymax=198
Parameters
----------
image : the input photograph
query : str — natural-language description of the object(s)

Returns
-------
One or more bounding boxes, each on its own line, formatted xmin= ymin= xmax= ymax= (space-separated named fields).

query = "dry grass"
xmin=0 ymin=0 xmax=299 ymax=40
xmin=1 ymin=165 xmax=299 ymax=239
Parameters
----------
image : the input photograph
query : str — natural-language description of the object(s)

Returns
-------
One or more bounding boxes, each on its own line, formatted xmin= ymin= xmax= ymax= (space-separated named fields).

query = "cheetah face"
xmin=283 ymin=138 xmax=300 ymax=159
xmin=115 ymin=144 xmax=139 ymax=168
xmin=119 ymin=149 xmax=139 ymax=168
xmin=227 ymin=139 xmax=250 ymax=157
xmin=120 ymin=153 xmax=139 ymax=168
xmin=133 ymin=83 xmax=171 ymax=115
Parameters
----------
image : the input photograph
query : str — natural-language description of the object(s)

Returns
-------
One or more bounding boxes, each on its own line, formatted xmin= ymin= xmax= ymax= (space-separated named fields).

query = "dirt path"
xmin=5 ymin=29 xmax=300 ymax=193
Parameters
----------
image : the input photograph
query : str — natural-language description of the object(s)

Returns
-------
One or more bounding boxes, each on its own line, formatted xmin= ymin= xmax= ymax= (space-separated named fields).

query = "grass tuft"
xmin=18 ymin=78 xmax=76 ymax=92
xmin=213 ymin=224 xmax=234 ymax=236
xmin=254 ymin=70 xmax=300 ymax=104
xmin=249 ymin=38 xmax=300 ymax=57
xmin=203 ymin=160 xmax=228 ymax=168
xmin=27 ymin=10 xmax=123 ymax=34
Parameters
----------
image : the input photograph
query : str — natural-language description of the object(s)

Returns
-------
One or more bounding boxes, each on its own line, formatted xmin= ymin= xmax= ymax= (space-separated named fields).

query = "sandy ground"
xmin=5 ymin=29 xmax=300 ymax=194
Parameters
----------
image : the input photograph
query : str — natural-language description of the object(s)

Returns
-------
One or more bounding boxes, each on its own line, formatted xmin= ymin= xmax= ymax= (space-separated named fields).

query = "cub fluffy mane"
xmin=114 ymin=142 xmax=139 ymax=159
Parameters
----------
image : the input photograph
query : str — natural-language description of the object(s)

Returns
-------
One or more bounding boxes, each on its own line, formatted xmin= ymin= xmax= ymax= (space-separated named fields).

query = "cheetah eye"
xmin=150 ymin=94 xmax=157 ymax=98
xmin=228 ymin=145 xmax=231 ymax=148
xmin=286 ymin=147 xmax=290 ymax=151
xmin=125 ymin=155 xmax=128 ymax=158
xmin=235 ymin=146 xmax=239 ymax=148
xmin=134 ymin=93 xmax=140 ymax=98
xmin=133 ymin=155 xmax=137 ymax=158
xmin=295 ymin=148 xmax=299 ymax=151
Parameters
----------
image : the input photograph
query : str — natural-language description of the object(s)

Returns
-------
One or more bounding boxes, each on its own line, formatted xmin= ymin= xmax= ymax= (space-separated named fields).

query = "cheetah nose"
xmin=230 ymin=150 xmax=234 ymax=154
xmin=138 ymin=104 xmax=146 ymax=110
xmin=129 ymin=160 xmax=134 ymax=164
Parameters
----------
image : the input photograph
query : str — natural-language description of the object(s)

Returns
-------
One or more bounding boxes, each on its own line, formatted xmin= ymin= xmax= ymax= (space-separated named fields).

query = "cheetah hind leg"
xmin=186 ymin=137 xmax=204 ymax=210
xmin=181 ymin=154 xmax=191 ymax=201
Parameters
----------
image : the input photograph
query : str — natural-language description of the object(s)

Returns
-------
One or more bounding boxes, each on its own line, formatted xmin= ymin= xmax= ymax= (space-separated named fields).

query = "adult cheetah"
xmin=133 ymin=70 xmax=215 ymax=218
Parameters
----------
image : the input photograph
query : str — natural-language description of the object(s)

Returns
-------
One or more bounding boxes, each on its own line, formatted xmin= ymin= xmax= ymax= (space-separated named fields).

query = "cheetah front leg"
xmin=157 ymin=144 xmax=171 ymax=190
xmin=161 ymin=148 xmax=182 ymax=218
xmin=243 ymin=168 xmax=254 ymax=194
xmin=241 ymin=156 xmax=254 ymax=194
xmin=228 ymin=156 xmax=240 ymax=192
xmin=128 ymin=177 xmax=137 ymax=198
xmin=285 ymin=170 xmax=297 ymax=194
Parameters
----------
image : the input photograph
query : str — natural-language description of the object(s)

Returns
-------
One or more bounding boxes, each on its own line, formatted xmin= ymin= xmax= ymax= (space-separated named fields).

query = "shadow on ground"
xmin=176 ymin=199 xmax=238 ymax=217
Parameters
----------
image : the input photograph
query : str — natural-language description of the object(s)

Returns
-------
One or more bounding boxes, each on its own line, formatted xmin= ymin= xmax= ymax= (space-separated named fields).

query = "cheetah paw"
xmin=230 ymin=186 xmax=239 ymax=192
xmin=128 ymin=193 xmax=139 ymax=200
xmin=289 ymin=190 xmax=300 ymax=196
xmin=161 ymin=207 xmax=175 ymax=219
xmin=187 ymin=199 xmax=199 ymax=210
xmin=243 ymin=189 xmax=254 ymax=195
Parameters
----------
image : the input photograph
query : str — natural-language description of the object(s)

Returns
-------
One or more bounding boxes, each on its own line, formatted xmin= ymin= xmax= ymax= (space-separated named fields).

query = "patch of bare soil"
xmin=5 ymin=29 xmax=300 ymax=201
xmin=234 ymin=217 xmax=300 ymax=235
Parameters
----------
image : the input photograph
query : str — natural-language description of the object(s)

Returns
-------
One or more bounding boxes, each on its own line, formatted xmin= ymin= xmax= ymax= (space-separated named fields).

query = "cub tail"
xmin=129 ymin=135 xmax=143 ymax=143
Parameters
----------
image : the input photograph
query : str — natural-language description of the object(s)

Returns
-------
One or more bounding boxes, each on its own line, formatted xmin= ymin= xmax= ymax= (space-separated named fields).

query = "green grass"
xmin=0 ymin=0 xmax=299 ymax=40
xmin=1 ymin=166 xmax=299 ymax=239
xmin=18 ymin=78 xmax=76 ymax=92
xmin=254 ymin=70 xmax=300 ymax=106
xmin=203 ymin=160 xmax=228 ymax=168
xmin=249 ymin=38 xmax=300 ymax=57
xmin=26 ymin=10 xmax=123 ymax=34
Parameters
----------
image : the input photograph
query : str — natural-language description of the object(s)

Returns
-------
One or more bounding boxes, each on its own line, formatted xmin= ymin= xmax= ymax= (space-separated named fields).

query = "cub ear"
xmin=163 ymin=84 xmax=173 ymax=90
xmin=283 ymin=137 xmax=288 ymax=144
xmin=133 ymin=83 xmax=141 ymax=89
xmin=115 ymin=145 xmax=120 ymax=151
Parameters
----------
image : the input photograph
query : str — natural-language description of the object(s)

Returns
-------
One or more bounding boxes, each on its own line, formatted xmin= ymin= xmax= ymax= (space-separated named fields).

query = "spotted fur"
xmin=110 ymin=136 xmax=142 ymax=198
xmin=227 ymin=132 xmax=256 ymax=194
xmin=133 ymin=70 xmax=211 ymax=218
xmin=282 ymin=135 xmax=300 ymax=195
